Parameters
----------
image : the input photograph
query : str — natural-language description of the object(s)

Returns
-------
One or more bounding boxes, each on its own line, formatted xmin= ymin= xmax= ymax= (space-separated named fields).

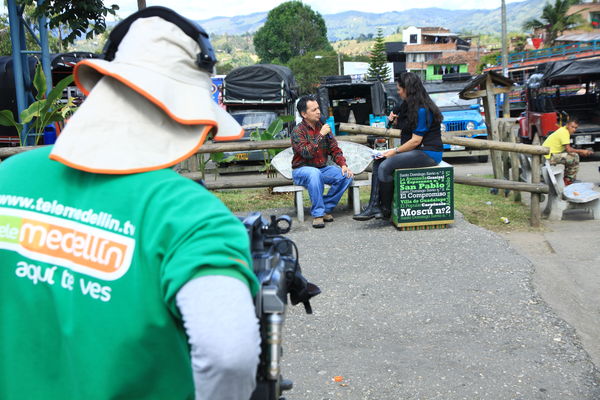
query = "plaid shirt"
xmin=291 ymin=119 xmax=347 ymax=169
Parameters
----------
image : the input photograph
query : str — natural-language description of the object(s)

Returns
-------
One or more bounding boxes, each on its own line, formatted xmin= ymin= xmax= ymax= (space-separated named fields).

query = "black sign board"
xmin=392 ymin=164 xmax=454 ymax=228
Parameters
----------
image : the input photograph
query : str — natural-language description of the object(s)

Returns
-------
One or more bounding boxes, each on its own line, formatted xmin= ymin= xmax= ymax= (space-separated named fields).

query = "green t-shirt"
xmin=542 ymin=126 xmax=571 ymax=159
xmin=0 ymin=147 xmax=259 ymax=400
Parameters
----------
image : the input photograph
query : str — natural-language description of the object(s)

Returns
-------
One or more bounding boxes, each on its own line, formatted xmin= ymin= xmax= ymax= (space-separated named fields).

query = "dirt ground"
xmin=451 ymin=155 xmax=600 ymax=368
xmin=498 ymin=157 xmax=600 ymax=367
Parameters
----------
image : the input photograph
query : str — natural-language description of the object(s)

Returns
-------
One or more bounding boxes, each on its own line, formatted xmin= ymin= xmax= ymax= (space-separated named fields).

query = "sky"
xmin=107 ymin=0 xmax=526 ymax=20
xmin=1 ymin=1 xmax=526 ymax=21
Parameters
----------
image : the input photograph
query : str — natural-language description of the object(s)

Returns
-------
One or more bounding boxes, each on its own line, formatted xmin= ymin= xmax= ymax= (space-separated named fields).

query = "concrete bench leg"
xmin=543 ymin=192 xmax=568 ymax=220
xmin=294 ymin=190 xmax=304 ymax=223
xmin=542 ymin=165 xmax=568 ymax=221
xmin=590 ymin=199 xmax=600 ymax=219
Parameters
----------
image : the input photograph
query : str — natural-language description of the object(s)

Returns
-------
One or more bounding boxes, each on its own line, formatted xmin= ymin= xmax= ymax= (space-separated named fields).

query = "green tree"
xmin=523 ymin=0 xmax=584 ymax=45
xmin=367 ymin=28 xmax=390 ymax=82
xmin=21 ymin=0 xmax=119 ymax=46
xmin=287 ymin=50 xmax=338 ymax=95
xmin=217 ymin=62 xmax=235 ymax=75
xmin=0 ymin=11 xmax=61 ymax=56
xmin=476 ymin=51 xmax=500 ymax=72
xmin=253 ymin=1 xmax=332 ymax=64
xmin=1 ymin=14 xmax=10 ymax=56
xmin=511 ymin=33 xmax=528 ymax=52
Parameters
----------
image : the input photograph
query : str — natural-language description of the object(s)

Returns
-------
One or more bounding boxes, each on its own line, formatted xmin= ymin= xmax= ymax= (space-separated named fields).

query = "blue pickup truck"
xmin=425 ymin=79 xmax=488 ymax=162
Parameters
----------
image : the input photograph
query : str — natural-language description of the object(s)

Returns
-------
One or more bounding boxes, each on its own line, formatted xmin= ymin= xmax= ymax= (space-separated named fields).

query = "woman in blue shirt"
xmin=354 ymin=72 xmax=443 ymax=220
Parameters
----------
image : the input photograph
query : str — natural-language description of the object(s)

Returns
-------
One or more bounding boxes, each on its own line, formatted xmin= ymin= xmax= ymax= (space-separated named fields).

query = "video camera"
xmin=240 ymin=212 xmax=321 ymax=400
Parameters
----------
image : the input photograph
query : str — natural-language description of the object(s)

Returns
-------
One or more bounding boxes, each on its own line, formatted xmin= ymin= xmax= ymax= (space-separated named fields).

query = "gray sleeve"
xmin=176 ymin=275 xmax=261 ymax=400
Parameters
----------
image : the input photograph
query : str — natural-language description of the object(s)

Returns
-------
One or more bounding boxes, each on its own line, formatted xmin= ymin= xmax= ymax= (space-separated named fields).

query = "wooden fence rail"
xmin=0 ymin=122 xmax=549 ymax=226
xmin=0 ymin=135 xmax=371 ymax=160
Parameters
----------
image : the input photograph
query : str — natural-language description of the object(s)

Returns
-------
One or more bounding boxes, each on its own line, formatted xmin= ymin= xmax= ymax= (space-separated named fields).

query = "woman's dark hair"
xmin=397 ymin=72 xmax=442 ymax=132
xmin=297 ymin=94 xmax=318 ymax=115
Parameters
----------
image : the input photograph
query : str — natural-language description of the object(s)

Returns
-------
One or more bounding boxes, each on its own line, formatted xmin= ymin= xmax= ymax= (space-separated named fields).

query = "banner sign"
xmin=392 ymin=164 xmax=454 ymax=228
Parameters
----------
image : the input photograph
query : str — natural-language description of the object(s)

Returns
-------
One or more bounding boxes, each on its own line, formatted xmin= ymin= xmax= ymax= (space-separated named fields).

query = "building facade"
xmin=400 ymin=26 xmax=473 ymax=80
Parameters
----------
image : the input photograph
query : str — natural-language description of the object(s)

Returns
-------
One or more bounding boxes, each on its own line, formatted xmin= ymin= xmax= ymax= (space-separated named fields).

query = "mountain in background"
xmin=198 ymin=0 xmax=545 ymax=40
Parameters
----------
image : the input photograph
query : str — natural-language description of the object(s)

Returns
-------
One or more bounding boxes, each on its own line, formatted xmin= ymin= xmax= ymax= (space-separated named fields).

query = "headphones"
xmin=102 ymin=6 xmax=217 ymax=73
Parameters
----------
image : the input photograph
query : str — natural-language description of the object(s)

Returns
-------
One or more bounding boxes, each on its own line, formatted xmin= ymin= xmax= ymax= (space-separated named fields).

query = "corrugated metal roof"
xmin=555 ymin=32 xmax=600 ymax=42
xmin=422 ymin=32 xmax=459 ymax=37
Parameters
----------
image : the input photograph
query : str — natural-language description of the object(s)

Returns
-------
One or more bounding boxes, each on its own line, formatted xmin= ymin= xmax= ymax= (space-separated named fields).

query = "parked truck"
xmin=0 ymin=52 xmax=96 ymax=146
xmin=220 ymin=64 xmax=298 ymax=164
xmin=316 ymin=76 xmax=390 ymax=149
xmin=518 ymin=58 xmax=600 ymax=152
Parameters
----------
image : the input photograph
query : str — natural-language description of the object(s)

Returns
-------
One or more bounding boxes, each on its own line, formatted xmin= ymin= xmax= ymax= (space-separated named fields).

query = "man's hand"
xmin=341 ymin=165 xmax=354 ymax=178
xmin=388 ymin=112 xmax=397 ymax=123
xmin=583 ymin=149 xmax=594 ymax=157
xmin=320 ymin=124 xmax=331 ymax=137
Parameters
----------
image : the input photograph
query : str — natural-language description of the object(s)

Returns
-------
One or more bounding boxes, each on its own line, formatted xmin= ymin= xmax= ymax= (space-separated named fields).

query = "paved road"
xmin=271 ymin=211 xmax=599 ymax=399
xmin=240 ymin=157 xmax=600 ymax=399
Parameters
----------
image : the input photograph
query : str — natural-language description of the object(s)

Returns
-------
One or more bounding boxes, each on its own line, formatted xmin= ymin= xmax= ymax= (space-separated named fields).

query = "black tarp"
xmin=543 ymin=58 xmax=600 ymax=85
xmin=384 ymin=82 xmax=401 ymax=107
xmin=223 ymin=64 xmax=298 ymax=104
xmin=49 ymin=52 xmax=98 ymax=84
xmin=316 ymin=81 xmax=387 ymax=124
xmin=424 ymin=79 xmax=473 ymax=94
xmin=0 ymin=52 xmax=98 ymax=139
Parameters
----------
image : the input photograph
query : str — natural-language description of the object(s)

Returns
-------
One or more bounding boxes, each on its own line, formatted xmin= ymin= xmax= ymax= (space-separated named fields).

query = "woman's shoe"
xmin=353 ymin=205 xmax=382 ymax=220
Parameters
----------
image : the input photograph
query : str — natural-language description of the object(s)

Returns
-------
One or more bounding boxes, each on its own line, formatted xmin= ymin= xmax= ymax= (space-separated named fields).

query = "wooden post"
xmin=530 ymin=154 xmax=541 ymax=227
xmin=500 ymin=121 xmax=511 ymax=180
xmin=497 ymin=120 xmax=521 ymax=202
xmin=484 ymin=75 xmax=503 ymax=180
xmin=507 ymin=122 xmax=522 ymax=202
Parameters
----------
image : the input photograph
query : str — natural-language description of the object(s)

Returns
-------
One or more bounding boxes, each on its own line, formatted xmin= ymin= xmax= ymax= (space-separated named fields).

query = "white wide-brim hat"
xmin=50 ymin=16 xmax=243 ymax=174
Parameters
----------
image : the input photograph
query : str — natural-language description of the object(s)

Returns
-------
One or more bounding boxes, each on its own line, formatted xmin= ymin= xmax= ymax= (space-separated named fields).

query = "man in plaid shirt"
xmin=291 ymin=95 xmax=354 ymax=228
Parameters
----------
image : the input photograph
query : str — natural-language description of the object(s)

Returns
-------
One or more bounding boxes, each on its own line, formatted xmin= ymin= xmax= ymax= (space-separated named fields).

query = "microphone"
xmin=319 ymin=115 xmax=334 ymax=139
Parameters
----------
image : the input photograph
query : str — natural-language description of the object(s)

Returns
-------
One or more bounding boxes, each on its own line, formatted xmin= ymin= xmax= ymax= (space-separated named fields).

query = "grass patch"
xmin=213 ymin=180 xmax=540 ymax=232
xmin=213 ymin=188 xmax=295 ymax=212
xmin=454 ymin=184 xmax=538 ymax=232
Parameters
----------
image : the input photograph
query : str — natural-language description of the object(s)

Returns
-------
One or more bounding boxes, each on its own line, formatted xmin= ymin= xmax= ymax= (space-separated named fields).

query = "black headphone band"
xmin=102 ymin=6 xmax=217 ymax=73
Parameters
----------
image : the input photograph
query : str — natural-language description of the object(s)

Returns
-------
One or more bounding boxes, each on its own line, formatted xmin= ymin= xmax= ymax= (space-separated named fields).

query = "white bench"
xmin=542 ymin=160 xmax=600 ymax=220
xmin=271 ymin=141 xmax=374 ymax=222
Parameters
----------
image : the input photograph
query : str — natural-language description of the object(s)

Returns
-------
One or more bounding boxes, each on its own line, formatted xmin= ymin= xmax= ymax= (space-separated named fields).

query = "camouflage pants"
xmin=549 ymin=152 xmax=580 ymax=181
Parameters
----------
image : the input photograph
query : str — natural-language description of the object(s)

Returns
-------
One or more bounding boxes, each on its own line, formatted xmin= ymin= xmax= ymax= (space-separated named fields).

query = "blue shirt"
xmin=414 ymin=107 xmax=443 ymax=164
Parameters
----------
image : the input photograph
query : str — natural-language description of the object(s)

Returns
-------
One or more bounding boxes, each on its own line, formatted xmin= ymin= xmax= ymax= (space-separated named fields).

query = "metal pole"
xmin=7 ymin=0 xmax=26 ymax=121
xmin=337 ymin=52 xmax=342 ymax=75
xmin=37 ymin=0 xmax=52 ymax=96
xmin=501 ymin=0 xmax=510 ymax=117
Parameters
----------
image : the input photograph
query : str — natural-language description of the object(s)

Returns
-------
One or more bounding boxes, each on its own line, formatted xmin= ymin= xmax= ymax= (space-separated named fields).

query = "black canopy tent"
xmin=424 ymin=79 xmax=474 ymax=94
xmin=384 ymin=82 xmax=402 ymax=110
xmin=222 ymin=64 xmax=298 ymax=104
xmin=0 ymin=52 xmax=97 ymax=141
xmin=316 ymin=80 xmax=387 ymax=126
xmin=543 ymin=58 xmax=600 ymax=85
